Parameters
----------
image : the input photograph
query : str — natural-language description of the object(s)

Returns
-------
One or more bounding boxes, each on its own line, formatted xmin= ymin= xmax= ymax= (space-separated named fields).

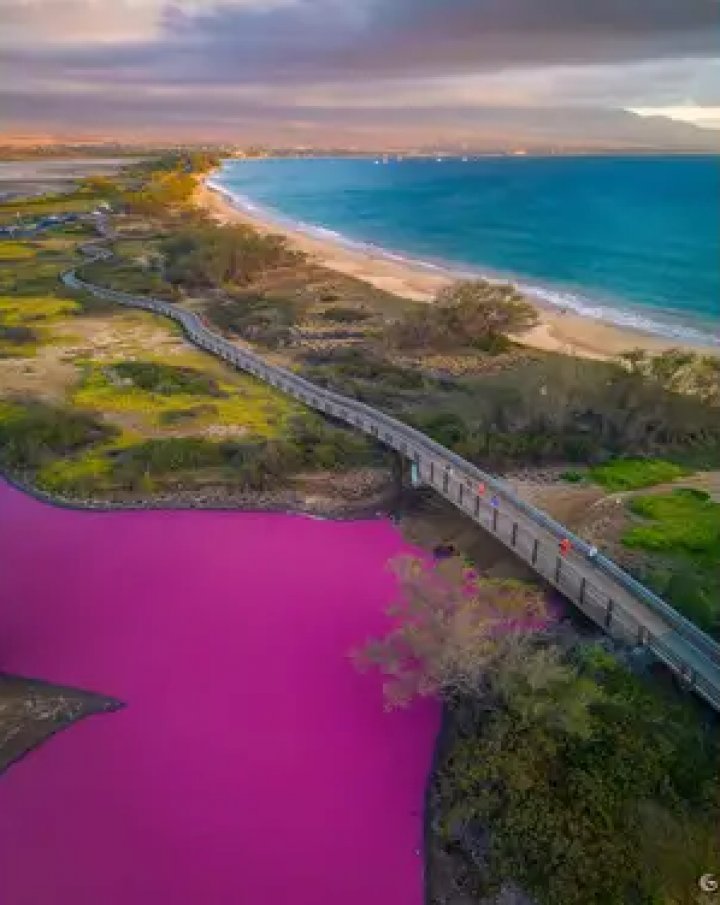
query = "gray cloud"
xmin=4 ymin=0 xmax=719 ymax=84
xmin=2 ymin=0 xmax=719 ymax=141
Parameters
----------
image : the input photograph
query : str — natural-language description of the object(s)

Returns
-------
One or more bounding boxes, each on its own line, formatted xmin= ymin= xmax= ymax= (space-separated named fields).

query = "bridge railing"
xmin=64 ymin=263 xmax=720 ymax=709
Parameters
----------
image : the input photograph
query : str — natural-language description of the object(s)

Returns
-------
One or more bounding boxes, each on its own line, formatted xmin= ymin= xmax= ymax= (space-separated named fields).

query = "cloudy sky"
xmin=2 ymin=0 xmax=720 ymax=147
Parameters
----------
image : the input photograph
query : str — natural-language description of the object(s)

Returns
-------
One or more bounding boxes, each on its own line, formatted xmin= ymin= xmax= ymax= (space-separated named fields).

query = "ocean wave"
xmin=208 ymin=177 xmax=720 ymax=349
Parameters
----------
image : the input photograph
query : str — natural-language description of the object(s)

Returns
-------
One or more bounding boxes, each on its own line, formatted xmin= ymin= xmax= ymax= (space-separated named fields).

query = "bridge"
xmin=63 ymin=244 xmax=720 ymax=712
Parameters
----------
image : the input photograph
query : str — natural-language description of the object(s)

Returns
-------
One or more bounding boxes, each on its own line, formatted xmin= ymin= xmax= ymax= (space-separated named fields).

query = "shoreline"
xmin=0 ymin=468 xmax=399 ymax=524
xmin=197 ymin=178 xmax=719 ymax=362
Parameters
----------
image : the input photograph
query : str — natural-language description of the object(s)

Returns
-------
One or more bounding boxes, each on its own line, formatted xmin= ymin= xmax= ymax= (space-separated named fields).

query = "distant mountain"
xmin=2 ymin=108 xmax=718 ymax=154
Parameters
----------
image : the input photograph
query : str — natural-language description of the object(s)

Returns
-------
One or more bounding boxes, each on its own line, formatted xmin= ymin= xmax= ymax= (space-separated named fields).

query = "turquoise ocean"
xmin=211 ymin=155 xmax=720 ymax=346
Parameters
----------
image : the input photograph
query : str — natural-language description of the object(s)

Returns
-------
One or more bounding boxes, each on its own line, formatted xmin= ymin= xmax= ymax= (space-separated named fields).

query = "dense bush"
xmin=111 ymin=437 xmax=227 ymax=480
xmin=109 ymin=415 xmax=377 ymax=490
xmin=163 ymin=223 xmax=300 ymax=289
xmin=123 ymin=170 xmax=196 ymax=216
xmin=0 ymin=401 xmax=114 ymax=471
xmin=359 ymin=557 xmax=720 ymax=905
xmin=302 ymin=348 xmax=425 ymax=391
xmin=440 ymin=649 xmax=719 ymax=905
xmin=0 ymin=324 xmax=37 ymax=346
xmin=415 ymin=357 xmax=720 ymax=468
xmin=110 ymin=361 xmax=225 ymax=397
xmin=412 ymin=411 xmax=469 ymax=448
xmin=206 ymin=292 xmax=301 ymax=348
xmin=387 ymin=279 xmax=538 ymax=351
xmin=318 ymin=306 xmax=371 ymax=323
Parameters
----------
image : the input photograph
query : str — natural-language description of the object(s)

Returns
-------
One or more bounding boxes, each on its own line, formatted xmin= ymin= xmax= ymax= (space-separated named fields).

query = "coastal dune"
xmin=197 ymin=180 xmax=718 ymax=362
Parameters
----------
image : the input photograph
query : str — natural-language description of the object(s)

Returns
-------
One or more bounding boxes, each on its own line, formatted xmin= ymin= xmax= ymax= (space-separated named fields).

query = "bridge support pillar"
xmin=410 ymin=461 xmax=422 ymax=488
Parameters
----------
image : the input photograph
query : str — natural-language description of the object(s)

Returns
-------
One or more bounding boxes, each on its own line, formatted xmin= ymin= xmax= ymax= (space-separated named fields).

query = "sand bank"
xmin=196 ymin=181 xmax=718 ymax=361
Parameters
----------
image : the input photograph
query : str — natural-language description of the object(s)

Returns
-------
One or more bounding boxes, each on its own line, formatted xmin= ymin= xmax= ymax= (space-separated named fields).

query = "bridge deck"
xmin=63 ymin=246 xmax=720 ymax=712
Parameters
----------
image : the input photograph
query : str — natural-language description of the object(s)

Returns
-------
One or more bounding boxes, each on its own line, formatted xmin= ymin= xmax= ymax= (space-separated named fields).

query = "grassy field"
xmin=622 ymin=488 xmax=720 ymax=634
xmin=0 ymin=210 xmax=380 ymax=499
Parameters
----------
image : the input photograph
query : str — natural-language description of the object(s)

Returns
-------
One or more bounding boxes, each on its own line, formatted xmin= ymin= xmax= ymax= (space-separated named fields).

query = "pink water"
xmin=0 ymin=482 xmax=439 ymax=905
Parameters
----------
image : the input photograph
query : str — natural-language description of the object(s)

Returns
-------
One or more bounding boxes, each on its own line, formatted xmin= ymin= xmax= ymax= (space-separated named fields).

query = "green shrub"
xmin=111 ymin=437 xmax=226 ymax=480
xmin=158 ymin=404 xmax=218 ymax=425
xmin=560 ymin=469 xmax=585 ymax=483
xmin=414 ymin=411 xmax=469 ymax=448
xmin=0 ymin=401 xmax=114 ymax=470
xmin=589 ymin=457 xmax=689 ymax=491
xmin=388 ymin=279 xmax=537 ymax=351
xmin=163 ymin=223 xmax=299 ymax=289
xmin=206 ymin=294 xmax=299 ymax=348
xmin=318 ymin=306 xmax=371 ymax=323
xmin=110 ymin=361 xmax=225 ymax=397
xmin=438 ymin=652 xmax=720 ymax=905
xmin=108 ymin=416 xmax=376 ymax=490
xmin=0 ymin=324 xmax=38 ymax=346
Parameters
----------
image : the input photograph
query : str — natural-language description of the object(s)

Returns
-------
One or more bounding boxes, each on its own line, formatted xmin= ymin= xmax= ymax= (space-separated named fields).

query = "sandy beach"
xmin=197 ymin=180 xmax=718 ymax=362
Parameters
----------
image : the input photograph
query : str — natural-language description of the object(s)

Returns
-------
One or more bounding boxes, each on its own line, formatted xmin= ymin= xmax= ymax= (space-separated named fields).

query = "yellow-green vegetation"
xmin=589 ymin=457 xmax=689 ymax=491
xmin=0 ymin=158 xmax=378 ymax=500
xmin=71 ymin=357 xmax=297 ymax=436
xmin=624 ymin=488 xmax=720 ymax=635
xmin=626 ymin=488 xmax=720 ymax=553
xmin=0 ymin=295 xmax=80 ymax=324
xmin=35 ymin=411 xmax=375 ymax=495
xmin=162 ymin=222 xmax=298 ymax=289
xmin=38 ymin=451 xmax=112 ymax=495
xmin=0 ymin=399 xmax=115 ymax=472
xmin=0 ymin=241 xmax=34 ymax=261
xmin=0 ymin=295 xmax=80 ymax=356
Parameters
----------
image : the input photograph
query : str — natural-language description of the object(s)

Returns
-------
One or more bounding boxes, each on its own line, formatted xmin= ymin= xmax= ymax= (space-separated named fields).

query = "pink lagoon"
xmin=0 ymin=482 xmax=439 ymax=905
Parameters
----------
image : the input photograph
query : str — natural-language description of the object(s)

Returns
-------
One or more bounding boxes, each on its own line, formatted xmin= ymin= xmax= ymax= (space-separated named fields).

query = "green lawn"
xmin=589 ymin=458 xmax=689 ymax=491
